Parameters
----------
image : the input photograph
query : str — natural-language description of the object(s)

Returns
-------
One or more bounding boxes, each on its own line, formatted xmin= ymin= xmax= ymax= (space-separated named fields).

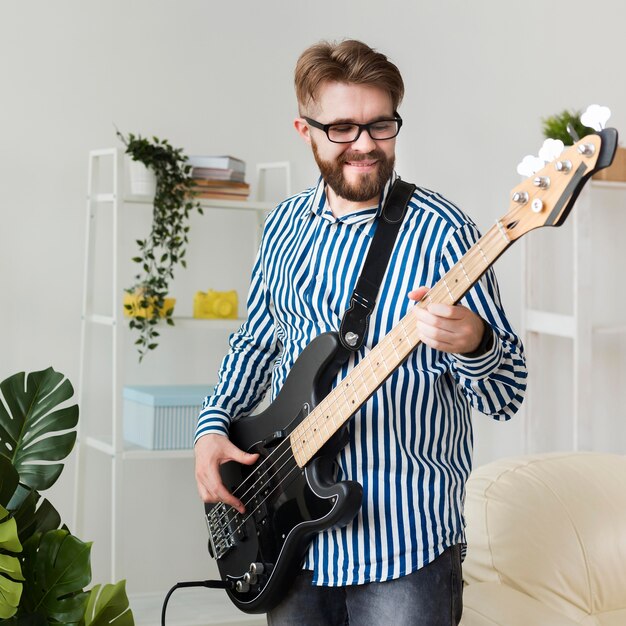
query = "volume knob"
xmin=235 ymin=580 xmax=250 ymax=593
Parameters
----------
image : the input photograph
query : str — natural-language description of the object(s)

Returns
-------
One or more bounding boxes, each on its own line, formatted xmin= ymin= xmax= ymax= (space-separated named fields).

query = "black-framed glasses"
xmin=303 ymin=113 xmax=403 ymax=144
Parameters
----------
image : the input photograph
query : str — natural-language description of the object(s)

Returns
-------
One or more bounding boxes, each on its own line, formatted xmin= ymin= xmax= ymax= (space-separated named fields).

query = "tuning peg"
xmin=577 ymin=143 xmax=596 ymax=156
xmin=512 ymin=191 xmax=529 ymax=204
xmin=538 ymin=138 xmax=565 ymax=163
xmin=517 ymin=155 xmax=545 ymax=177
xmin=566 ymin=123 xmax=580 ymax=143
xmin=533 ymin=176 xmax=550 ymax=189
xmin=554 ymin=160 xmax=572 ymax=173
xmin=581 ymin=104 xmax=611 ymax=131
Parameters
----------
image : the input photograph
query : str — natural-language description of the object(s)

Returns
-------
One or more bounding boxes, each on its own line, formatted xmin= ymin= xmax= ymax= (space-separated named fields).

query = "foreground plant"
xmin=0 ymin=367 xmax=134 ymax=624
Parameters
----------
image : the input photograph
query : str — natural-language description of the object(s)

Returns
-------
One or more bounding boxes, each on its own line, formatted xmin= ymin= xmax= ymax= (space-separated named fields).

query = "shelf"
xmin=594 ymin=324 xmax=626 ymax=335
xmin=170 ymin=316 xmax=244 ymax=331
xmin=84 ymin=313 xmax=116 ymax=326
xmin=524 ymin=310 xmax=626 ymax=338
xmin=89 ymin=193 xmax=117 ymax=203
xmin=124 ymin=194 xmax=272 ymax=213
xmin=591 ymin=179 xmax=626 ymax=190
xmin=524 ymin=309 xmax=575 ymax=338
xmin=84 ymin=436 xmax=194 ymax=460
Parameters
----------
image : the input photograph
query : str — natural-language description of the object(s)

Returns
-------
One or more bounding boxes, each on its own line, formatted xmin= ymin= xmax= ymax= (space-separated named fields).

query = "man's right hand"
xmin=194 ymin=433 xmax=259 ymax=514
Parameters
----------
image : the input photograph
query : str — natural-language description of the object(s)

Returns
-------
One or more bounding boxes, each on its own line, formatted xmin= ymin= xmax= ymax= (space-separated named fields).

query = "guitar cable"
xmin=161 ymin=578 xmax=235 ymax=626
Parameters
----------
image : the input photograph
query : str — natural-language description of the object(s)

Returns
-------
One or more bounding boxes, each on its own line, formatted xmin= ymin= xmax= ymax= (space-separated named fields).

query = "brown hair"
xmin=294 ymin=40 xmax=404 ymax=114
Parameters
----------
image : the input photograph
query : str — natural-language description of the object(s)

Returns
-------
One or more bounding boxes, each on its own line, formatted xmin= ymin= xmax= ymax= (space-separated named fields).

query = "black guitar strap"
xmin=339 ymin=178 xmax=416 ymax=352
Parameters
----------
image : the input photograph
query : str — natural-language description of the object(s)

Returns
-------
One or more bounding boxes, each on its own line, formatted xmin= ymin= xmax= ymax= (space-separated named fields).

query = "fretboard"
xmin=290 ymin=219 xmax=512 ymax=467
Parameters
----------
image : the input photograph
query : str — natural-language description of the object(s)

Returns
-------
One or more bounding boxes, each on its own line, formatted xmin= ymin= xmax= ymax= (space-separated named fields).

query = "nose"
xmin=351 ymin=127 xmax=377 ymax=152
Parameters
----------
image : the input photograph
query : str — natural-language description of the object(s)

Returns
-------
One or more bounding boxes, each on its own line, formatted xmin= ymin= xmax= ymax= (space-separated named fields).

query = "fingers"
xmin=194 ymin=434 xmax=259 ymax=514
xmin=409 ymin=286 xmax=485 ymax=354
xmin=407 ymin=286 xmax=429 ymax=302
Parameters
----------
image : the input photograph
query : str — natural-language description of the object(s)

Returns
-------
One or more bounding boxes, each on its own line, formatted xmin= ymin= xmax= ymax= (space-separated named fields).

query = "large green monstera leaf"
xmin=0 ymin=504 xmax=23 ymax=620
xmin=21 ymin=530 xmax=91 ymax=625
xmin=84 ymin=581 xmax=134 ymax=626
xmin=0 ymin=368 xmax=78 ymax=492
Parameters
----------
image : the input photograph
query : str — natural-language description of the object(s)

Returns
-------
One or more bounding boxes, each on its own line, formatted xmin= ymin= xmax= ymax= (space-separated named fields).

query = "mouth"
xmin=344 ymin=159 xmax=378 ymax=170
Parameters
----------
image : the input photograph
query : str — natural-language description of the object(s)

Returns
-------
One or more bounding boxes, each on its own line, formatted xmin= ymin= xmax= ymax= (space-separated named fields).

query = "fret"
xmin=496 ymin=220 xmax=510 ymax=243
xmin=400 ymin=316 xmax=417 ymax=347
xmin=355 ymin=364 xmax=372 ymax=402
xmin=376 ymin=347 xmax=391 ymax=375
xmin=477 ymin=242 xmax=490 ymax=266
xmin=459 ymin=259 xmax=472 ymax=285
xmin=367 ymin=352 xmax=383 ymax=385
xmin=442 ymin=276 xmax=455 ymax=303
xmin=321 ymin=397 xmax=336 ymax=438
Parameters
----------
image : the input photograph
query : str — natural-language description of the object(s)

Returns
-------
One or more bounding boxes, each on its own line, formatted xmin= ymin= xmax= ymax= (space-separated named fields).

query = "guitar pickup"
xmin=262 ymin=430 xmax=285 ymax=447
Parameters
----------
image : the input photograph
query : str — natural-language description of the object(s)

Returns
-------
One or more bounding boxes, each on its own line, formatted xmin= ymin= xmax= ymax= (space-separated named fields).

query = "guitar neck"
xmin=290 ymin=219 xmax=512 ymax=467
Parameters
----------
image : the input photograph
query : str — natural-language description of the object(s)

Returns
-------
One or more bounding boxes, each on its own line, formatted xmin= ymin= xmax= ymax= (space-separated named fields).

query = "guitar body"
xmin=204 ymin=331 xmax=363 ymax=614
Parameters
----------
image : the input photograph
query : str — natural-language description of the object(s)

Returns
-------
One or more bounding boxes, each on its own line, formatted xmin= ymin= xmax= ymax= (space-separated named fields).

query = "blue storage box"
xmin=123 ymin=385 xmax=213 ymax=450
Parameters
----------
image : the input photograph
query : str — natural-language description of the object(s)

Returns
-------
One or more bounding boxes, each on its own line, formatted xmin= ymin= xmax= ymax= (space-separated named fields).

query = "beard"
xmin=311 ymin=140 xmax=395 ymax=204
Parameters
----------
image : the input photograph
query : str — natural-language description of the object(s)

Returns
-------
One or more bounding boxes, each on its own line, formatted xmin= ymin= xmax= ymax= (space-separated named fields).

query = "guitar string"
xmin=211 ymin=198 xmax=541 ymax=543
xmin=210 ymin=213 xmax=522 ymax=539
xmin=210 ymin=214 xmax=519 ymax=536
xmin=212 ymin=190 xmax=543 ymax=531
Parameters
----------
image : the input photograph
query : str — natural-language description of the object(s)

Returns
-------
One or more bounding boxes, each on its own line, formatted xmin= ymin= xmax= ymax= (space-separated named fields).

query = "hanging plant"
xmin=117 ymin=130 xmax=203 ymax=361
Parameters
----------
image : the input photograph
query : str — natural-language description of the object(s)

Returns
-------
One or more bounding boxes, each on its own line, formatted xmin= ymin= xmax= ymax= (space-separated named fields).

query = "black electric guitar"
xmin=204 ymin=129 xmax=618 ymax=614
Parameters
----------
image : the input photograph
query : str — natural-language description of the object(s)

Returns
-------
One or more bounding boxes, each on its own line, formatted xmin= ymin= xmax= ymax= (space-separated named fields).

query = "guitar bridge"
xmin=206 ymin=503 xmax=245 ymax=560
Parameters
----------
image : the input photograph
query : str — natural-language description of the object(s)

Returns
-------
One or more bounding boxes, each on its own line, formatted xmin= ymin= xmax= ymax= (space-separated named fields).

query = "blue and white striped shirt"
xmin=196 ymin=174 xmax=527 ymax=586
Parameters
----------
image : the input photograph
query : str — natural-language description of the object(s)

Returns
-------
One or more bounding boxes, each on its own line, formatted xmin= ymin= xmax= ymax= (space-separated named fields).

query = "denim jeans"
xmin=266 ymin=544 xmax=463 ymax=626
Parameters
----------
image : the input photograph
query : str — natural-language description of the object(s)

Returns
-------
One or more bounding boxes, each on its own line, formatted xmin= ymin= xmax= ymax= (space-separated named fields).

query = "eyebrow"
xmin=324 ymin=114 xmax=396 ymax=125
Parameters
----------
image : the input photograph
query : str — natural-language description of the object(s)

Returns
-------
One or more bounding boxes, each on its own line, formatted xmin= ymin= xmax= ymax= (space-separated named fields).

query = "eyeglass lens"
xmin=328 ymin=120 xmax=399 ymax=143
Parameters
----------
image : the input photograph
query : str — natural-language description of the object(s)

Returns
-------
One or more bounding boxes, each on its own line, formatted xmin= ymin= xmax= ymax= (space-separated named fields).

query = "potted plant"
xmin=541 ymin=109 xmax=594 ymax=145
xmin=0 ymin=367 xmax=134 ymax=624
xmin=116 ymin=131 xmax=203 ymax=361
xmin=542 ymin=108 xmax=626 ymax=181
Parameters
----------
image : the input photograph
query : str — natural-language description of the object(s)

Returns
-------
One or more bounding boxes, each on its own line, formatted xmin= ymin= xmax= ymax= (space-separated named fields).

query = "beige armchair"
xmin=462 ymin=452 xmax=626 ymax=625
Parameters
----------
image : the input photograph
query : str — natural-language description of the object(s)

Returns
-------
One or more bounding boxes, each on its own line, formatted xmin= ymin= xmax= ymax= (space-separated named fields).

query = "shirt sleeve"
xmin=194 ymin=241 xmax=280 ymax=443
xmin=439 ymin=222 xmax=528 ymax=420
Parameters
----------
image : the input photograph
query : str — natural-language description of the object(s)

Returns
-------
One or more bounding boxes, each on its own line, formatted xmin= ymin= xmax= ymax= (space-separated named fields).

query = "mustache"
xmin=339 ymin=150 xmax=386 ymax=164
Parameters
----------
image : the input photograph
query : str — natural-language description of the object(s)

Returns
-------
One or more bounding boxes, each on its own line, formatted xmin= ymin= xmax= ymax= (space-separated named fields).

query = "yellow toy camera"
xmin=193 ymin=289 xmax=238 ymax=319
xmin=123 ymin=292 xmax=176 ymax=318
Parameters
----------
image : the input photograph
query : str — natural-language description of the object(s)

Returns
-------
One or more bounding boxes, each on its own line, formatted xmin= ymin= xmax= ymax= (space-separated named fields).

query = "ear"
xmin=294 ymin=118 xmax=312 ymax=145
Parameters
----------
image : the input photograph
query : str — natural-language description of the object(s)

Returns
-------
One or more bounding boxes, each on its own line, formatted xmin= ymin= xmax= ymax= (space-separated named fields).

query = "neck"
xmin=326 ymin=185 xmax=378 ymax=217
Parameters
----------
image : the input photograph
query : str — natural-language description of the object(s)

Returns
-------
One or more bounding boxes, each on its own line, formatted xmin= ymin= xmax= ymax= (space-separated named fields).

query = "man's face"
xmin=299 ymin=82 xmax=397 ymax=205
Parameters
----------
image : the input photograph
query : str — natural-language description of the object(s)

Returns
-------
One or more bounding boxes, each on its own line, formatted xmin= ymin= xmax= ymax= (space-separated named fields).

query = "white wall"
xmin=2 ymin=0 xmax=625 ymax=596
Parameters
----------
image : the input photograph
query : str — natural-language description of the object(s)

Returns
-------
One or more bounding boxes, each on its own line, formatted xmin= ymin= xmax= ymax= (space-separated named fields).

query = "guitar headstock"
xmin=503 ymin=128 xmax=618 ymax=242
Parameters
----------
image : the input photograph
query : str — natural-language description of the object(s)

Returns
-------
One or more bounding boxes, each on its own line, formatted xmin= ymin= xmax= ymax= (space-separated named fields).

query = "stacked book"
xmin=188 ymin=155 xmax=250 ymax=201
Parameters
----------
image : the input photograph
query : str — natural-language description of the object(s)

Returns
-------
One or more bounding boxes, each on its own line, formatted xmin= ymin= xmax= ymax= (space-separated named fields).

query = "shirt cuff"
xmin=194 ymin=409 xmax=231 ymax=444
xmin=453 ymin=326 xmax=504 ymax=380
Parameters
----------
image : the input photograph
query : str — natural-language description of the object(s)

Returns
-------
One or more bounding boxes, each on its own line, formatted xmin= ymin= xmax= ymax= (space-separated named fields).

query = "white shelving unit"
xmin=74 ymin=148 xmax=275 ymax=592
xmin=521 ymin=180 xmax=626 ymax=454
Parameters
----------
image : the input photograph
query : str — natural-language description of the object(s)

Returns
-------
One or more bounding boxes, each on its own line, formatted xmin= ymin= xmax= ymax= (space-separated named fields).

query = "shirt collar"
xmin=306 ymin=172 xmax=399 ymax=228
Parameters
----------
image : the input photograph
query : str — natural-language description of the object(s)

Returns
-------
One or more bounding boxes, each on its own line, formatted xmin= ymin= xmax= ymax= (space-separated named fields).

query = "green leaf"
xmin=83 ymin=581 xmax=134 ymax=626
xmin=10 ymin=487 xmax=62 ymax=545
xmin=0 ymin=368 xmax=78 ymax=492
xmin=21 ymin=530 xmax=91 ymax=625
xmin=0 ymin=457 xmax=19 ymax=509
xmin=0 ymin=504 xmax=23 ymax=620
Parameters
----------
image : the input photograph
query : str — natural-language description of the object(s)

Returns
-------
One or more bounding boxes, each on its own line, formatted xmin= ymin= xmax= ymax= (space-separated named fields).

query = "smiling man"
xmin=194 ymin=40 xmax=527 ymax=625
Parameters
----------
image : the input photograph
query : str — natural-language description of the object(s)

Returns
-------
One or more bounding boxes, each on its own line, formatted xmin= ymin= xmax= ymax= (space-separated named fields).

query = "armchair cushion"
xmin=463 ymin=452 xmax=626 ymax=624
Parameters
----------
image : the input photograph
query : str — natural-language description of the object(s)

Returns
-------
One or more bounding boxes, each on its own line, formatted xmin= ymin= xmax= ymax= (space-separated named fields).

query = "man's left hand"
xmin=408 ymin=286 xmax=485 ymax=355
